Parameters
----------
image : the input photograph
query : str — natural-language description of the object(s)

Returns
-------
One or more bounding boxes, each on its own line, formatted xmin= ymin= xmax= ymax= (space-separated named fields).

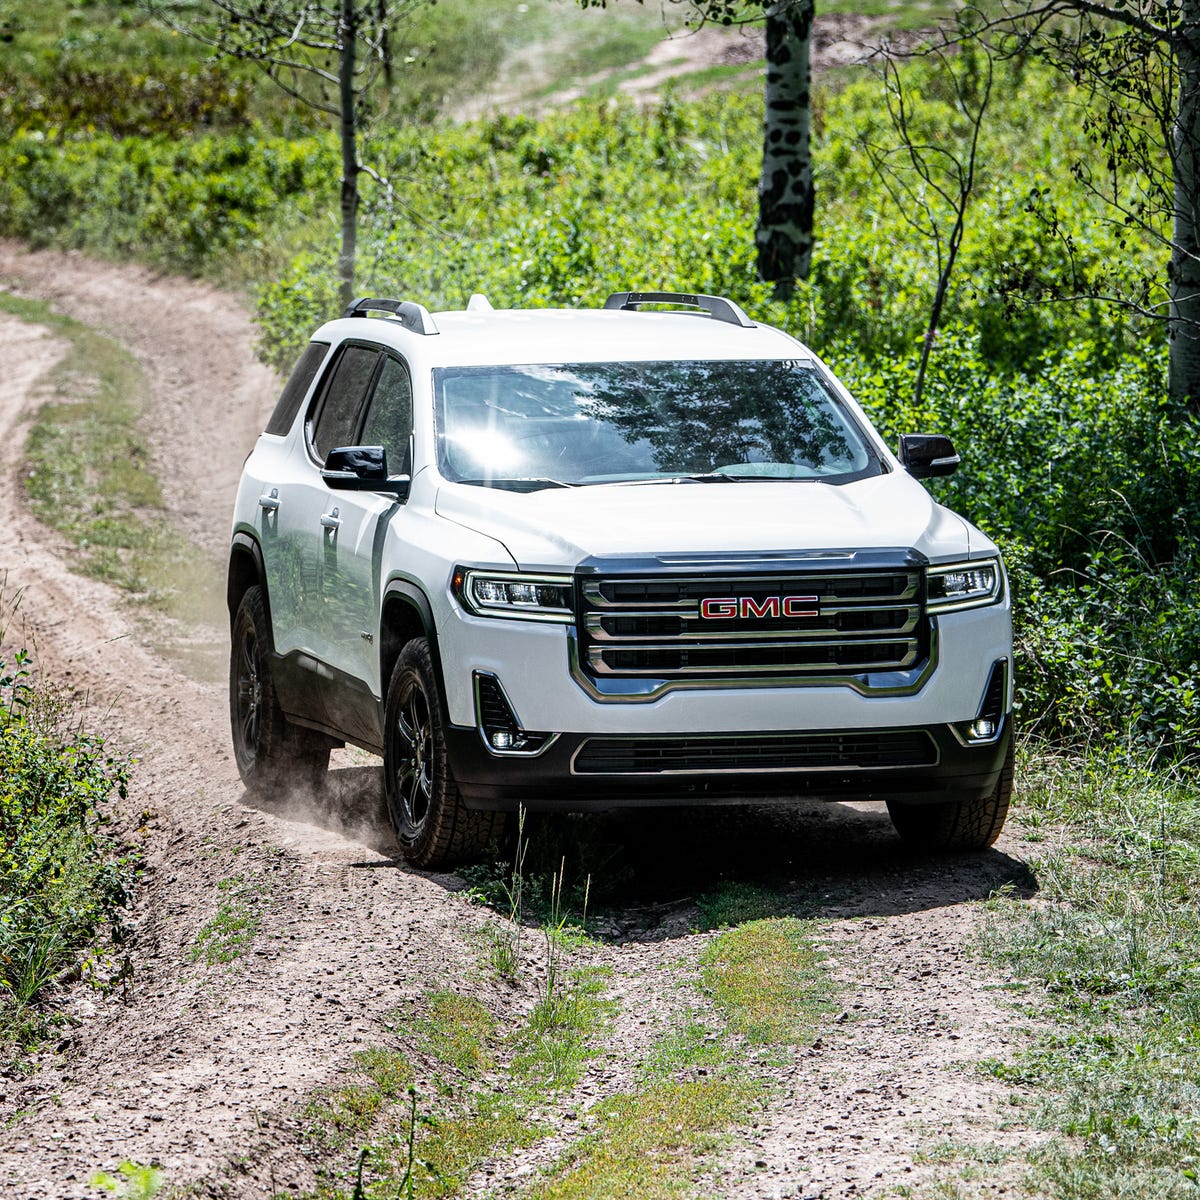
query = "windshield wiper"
xmin=623 ymin=473 xmax=737 ymax=485
xmin=459 ymin=477 xmax=580 ymax=492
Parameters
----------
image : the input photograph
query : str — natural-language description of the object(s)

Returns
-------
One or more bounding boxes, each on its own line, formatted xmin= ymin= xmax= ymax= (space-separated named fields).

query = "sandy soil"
xmin=0 ymin=244 xmax=1038 ymax=1199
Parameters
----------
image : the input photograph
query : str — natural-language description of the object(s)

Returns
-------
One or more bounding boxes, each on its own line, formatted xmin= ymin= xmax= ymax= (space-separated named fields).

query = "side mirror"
xmin=898 ymin=433 xmax=960 ymax=480
xmin=323 ymin=445 xmax=410 ymax=499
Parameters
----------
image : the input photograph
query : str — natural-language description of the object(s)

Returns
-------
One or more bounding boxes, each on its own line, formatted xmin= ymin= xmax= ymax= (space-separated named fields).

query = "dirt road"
xmin=0 ymin=244 xmax=1035 ymax=1199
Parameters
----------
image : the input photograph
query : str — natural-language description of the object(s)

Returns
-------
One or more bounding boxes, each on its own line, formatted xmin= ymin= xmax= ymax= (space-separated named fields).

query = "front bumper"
xmin=446 ymin=719 xmax=1011 ymax=811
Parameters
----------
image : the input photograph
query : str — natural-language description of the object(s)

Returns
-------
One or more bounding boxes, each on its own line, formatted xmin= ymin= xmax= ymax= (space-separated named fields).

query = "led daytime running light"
xmin=927 ymin=559 xmax=1002 ymax=613
xmin=456 ymin=569 xmax=574 ymax=622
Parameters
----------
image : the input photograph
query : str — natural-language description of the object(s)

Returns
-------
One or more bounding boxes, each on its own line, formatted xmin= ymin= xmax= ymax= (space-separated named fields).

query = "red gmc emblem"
xmin=699 ymin=595 xmax=820 ymax=619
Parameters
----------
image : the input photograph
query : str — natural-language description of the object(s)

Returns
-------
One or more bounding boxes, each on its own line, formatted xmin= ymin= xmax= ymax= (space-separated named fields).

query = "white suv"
xmin=228 ymin=291 xmax=1013 ymax=868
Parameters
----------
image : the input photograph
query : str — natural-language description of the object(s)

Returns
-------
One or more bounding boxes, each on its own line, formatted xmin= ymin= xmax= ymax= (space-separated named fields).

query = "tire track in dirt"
xmin=0 ymin=244 xmax=1040 ymax=1199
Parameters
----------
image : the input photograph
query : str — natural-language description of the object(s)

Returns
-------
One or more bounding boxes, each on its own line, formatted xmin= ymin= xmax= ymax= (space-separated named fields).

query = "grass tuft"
xmin=529 ymin=1076 xmax=765 ymax=1200
xmin=695 ymin=881 xmax=792 ymax=930
xmin=980 ymin=747 xmax=1200 ymax=1193
xmin=700 ymin=917 xmax=833 ymax=1046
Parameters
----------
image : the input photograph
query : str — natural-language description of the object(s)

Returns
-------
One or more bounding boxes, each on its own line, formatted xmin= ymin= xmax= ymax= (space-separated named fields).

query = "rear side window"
xmin=265 ymin=341 xmax=329 ymax=437
xmin=310 ymin=345 xmax=380 ymax=462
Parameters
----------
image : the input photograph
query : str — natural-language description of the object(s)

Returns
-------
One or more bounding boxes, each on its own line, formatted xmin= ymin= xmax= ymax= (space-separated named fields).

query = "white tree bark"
xmin=756 ymin=0 xmax=815 ymax=289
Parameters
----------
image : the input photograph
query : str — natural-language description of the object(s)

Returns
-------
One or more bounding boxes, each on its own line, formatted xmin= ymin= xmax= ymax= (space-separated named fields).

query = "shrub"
xmin=0 ymin=651 xmax=134 ymax=1045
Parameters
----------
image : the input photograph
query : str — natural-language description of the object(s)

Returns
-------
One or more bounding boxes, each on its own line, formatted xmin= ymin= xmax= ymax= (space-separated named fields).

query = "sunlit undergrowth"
xmin=0 ymin=292 xmax=221 ymax=623
xmin=0 ymin=637 xmax=135 ymax=1052
xmin=980 ymin=748 xmax=1200 ymax=1196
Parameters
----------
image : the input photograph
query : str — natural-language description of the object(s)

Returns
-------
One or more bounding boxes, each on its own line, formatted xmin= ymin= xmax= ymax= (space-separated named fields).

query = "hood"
xmin=434 ymin=471 xmax=976 ymax=570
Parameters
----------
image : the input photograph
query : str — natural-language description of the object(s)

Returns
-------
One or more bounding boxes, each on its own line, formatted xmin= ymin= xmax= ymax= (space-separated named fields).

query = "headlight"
xmin=927 ymin=558 xmax=1003 ymax=613
xmin=453 ymin=568 xmax=574 ymax=623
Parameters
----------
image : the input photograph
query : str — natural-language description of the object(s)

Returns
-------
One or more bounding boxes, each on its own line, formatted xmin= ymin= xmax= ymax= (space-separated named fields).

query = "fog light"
xmin=491 ymin=730 xmax=515 ymax=750
xmin=969 ymin=718 xmax=997 ymax=740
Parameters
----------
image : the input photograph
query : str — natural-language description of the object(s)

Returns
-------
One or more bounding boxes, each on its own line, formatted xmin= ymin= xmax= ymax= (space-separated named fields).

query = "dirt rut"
xmin=0 ymin=244 xmax=1035 ymax=1199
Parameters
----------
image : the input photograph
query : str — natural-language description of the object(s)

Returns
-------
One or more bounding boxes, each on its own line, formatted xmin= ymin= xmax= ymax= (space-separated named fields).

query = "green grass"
xmin=695 ymin=881 xmax=792 ymax=930
xmin=189 ymin=876 xmax=260 ymax=966
xmin=530 ymin=916 xmax=838 ymax=1196
xmin=511 ymin=965 xmax=613 ymax=1089
xmin=978 ymin=748 xmax=1200 ymax=1195
xmin=412 ymin=991 xmax=495 ymax=1075
xmin=700 ymin=917 xmax=834 ymax=1046
xmin=528 ymin=1075 xmax=765 ymax=1200
xmin=641 ymin=1019 xmax=728 ymax=1079
xmin=305 ymin=965 xmax=607 ymax=1198
xmin=0 ymin=292 xmax=222 ymax=623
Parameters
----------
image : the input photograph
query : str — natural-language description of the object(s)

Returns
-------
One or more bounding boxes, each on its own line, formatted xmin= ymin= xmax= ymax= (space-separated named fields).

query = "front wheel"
xmin=887 ymin=736 xmax=1014 ymax=853
xmin=383 ymin=638 xmax=505 ymax=869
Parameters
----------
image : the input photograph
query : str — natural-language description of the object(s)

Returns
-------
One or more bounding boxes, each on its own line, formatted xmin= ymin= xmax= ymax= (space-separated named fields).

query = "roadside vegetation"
xmin=977 ymin=751 xmax=1200 ymax=1197
xmin=0 ymin=593 xmax=136 ymax=1055
xmin=3 ymin=0 xmax=1199 ymax=1194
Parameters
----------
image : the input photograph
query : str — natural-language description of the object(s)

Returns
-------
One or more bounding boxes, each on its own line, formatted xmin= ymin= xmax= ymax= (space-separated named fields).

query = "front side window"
xmin=433 ymin=360 xmax=880 ymax=490
xmin=360 ymin=356 xmax=413 ymax=476
xmin=310 ymin=345 xmax=379 ymax=462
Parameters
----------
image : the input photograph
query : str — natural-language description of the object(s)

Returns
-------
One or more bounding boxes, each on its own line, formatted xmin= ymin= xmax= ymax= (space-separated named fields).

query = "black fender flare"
xmin=228 ymin=531 xmax=271 ymax=634
xmin=380 ymin=578 xmax=453 ymax=720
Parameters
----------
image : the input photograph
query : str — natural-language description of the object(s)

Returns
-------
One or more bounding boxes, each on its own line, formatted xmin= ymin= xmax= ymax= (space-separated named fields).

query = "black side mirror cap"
xmin=898 ymin=433 xmax=960 ymax=479
xmin=323 ymin=445 xmax=410 ymax=499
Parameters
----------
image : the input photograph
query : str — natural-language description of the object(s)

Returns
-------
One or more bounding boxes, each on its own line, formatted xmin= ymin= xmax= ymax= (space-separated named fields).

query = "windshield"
xmin=433 ymin=360 xmax=882 ymax=490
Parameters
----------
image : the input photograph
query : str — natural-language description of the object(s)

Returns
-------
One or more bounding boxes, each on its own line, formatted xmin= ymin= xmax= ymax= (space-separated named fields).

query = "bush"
xmin=0 ymin=651 xmax=134 ymax=1045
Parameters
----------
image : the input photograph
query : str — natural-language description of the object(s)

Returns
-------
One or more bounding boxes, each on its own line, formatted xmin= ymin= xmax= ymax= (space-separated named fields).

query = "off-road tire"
xmin=229 ymin=585 xmax=330 ymax=792
xmin=383 ymin=637 xmax=506 ymax=869
xmin=887 ymin=735 xmax=1014 ymax=852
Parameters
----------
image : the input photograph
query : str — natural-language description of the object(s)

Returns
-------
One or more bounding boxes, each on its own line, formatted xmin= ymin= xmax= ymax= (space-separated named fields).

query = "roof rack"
xmin=603 ymin=291 xmax=755 ymax=329
xmin=343 ymin=296 xmax=440 ymax=336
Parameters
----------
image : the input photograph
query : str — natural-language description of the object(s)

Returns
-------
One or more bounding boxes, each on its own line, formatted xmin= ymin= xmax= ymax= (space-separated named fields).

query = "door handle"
xmin=320 ymin=507 xmax=341 ymax=530
xmin=258 ymin=487 xmax=280 ymax=512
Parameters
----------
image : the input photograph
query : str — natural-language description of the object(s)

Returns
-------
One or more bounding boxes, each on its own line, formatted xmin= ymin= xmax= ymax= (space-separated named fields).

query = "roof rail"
xmin=603 ymin=291 xmax=755 ymax=328
xmin=343 ymin=296 xmax=440 ymax=336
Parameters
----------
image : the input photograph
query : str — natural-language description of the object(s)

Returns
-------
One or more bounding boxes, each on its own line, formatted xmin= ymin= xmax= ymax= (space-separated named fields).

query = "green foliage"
xmin=0 ymin=651 xmax=133 ymax=1045
xmin=981 ymin=750 xmax=1200 ymax=1193
xmin=89 ymin=1161 xmax=164 ymax=1200
xmin=0 ymin=131 xmax=326 ymax=276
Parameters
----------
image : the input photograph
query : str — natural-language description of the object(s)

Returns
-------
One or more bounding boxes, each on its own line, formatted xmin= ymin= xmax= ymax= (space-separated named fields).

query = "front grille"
xmin=579 ymin=569 xmax=925 ymax=679
xmin=572 ymin=729 xmax=938 ymax=775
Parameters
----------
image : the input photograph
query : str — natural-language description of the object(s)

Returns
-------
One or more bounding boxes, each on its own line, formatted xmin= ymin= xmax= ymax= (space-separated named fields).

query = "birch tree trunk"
xmin=338 ymin=0 xmax=359 ymax=310
xmin=756 ymin=0 xmax=815 ymax=291
xmin=1170 ymin=0 xmax=1200 ymax=410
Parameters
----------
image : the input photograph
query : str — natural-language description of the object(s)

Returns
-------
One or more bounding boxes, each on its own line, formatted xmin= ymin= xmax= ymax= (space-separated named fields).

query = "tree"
xmin=969 ymin=1 xmax=1200 ymax=409
xmin=143 ymin=0 xmax=427 ymax=308
xmin=580 ymin=0 xmax=816 ymax=292
xmin=863 ymin=38 xmax=993 ymax=406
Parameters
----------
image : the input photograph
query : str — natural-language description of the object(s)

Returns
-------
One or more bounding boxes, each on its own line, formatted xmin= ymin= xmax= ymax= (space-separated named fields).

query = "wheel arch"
xmin=380 ymin=579 xmax=451 ymax=717
xmin=228 ymin=532 xmax=270 ymax=635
